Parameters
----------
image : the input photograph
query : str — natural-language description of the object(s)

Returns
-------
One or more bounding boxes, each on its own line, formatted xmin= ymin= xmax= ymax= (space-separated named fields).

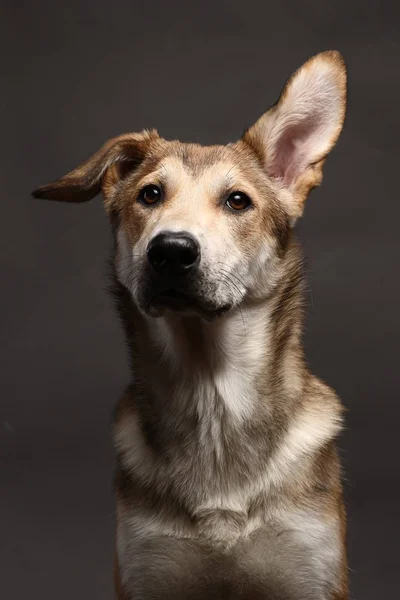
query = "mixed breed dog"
xmin=34 ymin=51 xmax=348 ymax=598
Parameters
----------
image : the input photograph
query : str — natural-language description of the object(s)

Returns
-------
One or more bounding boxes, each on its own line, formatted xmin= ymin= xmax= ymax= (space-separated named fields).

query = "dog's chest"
xmin=116 ymin=377 xmax=272 ymax=510
xmin=116 ymin=503 xmax=342 ymax=600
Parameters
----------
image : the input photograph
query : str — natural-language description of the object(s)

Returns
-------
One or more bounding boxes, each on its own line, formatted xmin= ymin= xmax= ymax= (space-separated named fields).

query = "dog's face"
xmin=111 ymin=139 xmax=291 ymax=319
xmin=33 ymin=51 xmax=346 ymax=320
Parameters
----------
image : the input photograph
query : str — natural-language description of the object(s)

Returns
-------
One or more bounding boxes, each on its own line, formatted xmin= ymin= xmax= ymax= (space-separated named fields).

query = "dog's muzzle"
xmin=141 ymin=231 xmax=230 ymax=318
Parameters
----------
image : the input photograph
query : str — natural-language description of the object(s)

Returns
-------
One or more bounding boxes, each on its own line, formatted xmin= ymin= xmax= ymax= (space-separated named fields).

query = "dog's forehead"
xmin=148 ymin=140 xmax=256 ymax=190
xmin=177 ymin=142 xmax=238 ymax=175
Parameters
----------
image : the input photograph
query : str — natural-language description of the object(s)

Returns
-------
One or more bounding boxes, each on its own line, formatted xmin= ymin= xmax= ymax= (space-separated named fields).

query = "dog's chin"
xmin=142 ymin=290 xmax=232 ymax=322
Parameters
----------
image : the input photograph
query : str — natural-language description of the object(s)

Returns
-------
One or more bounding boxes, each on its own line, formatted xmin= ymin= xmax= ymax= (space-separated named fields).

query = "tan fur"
xmin=33 ymin=51 xmax=348 ymax=599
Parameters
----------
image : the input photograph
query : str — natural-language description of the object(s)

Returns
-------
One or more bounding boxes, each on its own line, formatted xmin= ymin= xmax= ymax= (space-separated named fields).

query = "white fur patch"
xmin=212 ymin=307 xmax=269 ymax=421
xmin=265 ymin=396 xmax=342 ymax=490
xmin=150 ymin=304 xmax=270 ymax=424
xmin=279 ymin=508 xmax=342 ymax=583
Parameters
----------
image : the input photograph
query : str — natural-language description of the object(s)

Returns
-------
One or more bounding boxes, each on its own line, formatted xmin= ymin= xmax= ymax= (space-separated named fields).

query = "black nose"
xmin=147 ymin=232 xmax=200 ymax=276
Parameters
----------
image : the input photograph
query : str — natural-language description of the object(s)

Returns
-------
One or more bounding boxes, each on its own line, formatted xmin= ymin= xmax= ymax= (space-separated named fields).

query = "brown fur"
xmin=33 ymin=51 xmax=348 ymax=599
xmin=114 ymin=550 xmax=126 ymax=600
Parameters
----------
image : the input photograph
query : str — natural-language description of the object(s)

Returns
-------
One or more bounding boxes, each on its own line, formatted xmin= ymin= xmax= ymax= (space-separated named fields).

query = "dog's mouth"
xmin=148 ymin=288 xmax=231 ymax=320
xmin=153 ymin=289 xmax=194 ymax=310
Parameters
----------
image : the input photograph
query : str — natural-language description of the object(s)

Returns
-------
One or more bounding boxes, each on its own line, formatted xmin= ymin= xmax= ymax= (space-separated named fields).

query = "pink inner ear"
xmin=268 ymin=114 xmax=320 ymax=187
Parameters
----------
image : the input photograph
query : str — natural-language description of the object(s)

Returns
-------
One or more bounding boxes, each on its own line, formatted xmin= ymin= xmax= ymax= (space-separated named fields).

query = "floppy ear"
xmin=243 ymin=50 xmax=347 ymax=220
xmin=32 ymin=129 xmax=159 ymax=204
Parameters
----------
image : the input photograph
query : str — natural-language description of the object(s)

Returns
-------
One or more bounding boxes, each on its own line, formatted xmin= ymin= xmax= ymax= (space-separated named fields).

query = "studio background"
xmin=2 ymin=1 xmax=399 ymax=598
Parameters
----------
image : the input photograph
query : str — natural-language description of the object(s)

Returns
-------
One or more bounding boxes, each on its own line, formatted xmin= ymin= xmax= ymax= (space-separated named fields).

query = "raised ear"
xmin=243 ymin=50 xmax=347 ymax=219
xmin=32 ymin=129 xmax=159 ymax=204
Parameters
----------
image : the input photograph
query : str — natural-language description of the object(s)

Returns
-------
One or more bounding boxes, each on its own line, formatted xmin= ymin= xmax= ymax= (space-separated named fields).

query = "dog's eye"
xmin=225 ymin=191 xmax=252 ymax=212
xmin=138 ymin=184 xmax=162 ymax=206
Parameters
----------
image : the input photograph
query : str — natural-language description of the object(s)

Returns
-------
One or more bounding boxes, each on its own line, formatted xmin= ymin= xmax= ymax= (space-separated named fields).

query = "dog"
xmin=33 ymin=50 xmax=348 ymax=599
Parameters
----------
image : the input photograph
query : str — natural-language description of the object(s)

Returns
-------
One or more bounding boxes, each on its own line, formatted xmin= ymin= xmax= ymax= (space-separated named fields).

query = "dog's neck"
xmin=113 ymin=241 xmax=344 ymax=520
xmin=113 ymin=241 xmax=306 ymax=440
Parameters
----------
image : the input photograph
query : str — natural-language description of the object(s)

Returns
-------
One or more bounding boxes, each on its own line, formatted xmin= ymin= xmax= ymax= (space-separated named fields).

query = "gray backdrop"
xmin=2 ymin=1 xmax=399 ymax=598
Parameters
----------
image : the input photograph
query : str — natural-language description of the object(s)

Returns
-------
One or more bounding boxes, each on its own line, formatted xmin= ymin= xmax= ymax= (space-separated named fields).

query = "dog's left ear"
xmin=243 ymin=51 xmax=347 ymax=220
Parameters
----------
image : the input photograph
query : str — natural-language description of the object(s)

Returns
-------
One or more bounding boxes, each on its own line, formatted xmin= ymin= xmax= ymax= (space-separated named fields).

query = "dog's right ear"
xmin=32 ymin=129 xmax=159 ymax=204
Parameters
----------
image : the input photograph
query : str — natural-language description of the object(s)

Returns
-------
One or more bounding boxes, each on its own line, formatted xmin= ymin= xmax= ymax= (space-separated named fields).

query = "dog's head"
xmin=33 ymin=51 xmax=346 ymax=320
